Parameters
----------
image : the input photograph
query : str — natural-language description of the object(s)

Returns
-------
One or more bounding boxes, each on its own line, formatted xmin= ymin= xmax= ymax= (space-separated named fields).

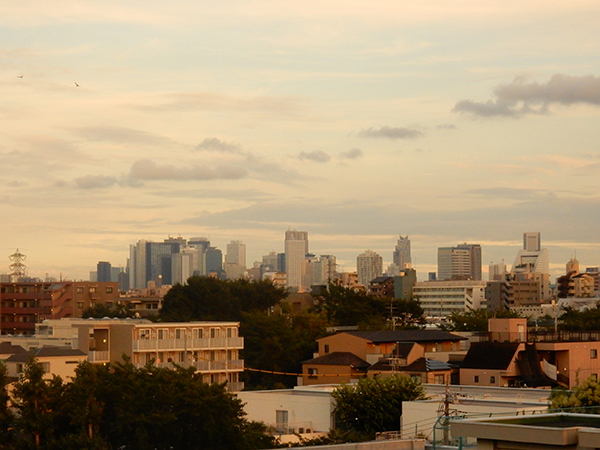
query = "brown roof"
xmin=6 ymin=347 xmax=86 ymax=363
xmin=461 ymin=342 xmax=520 ymax=370
xmin=0 ymin=342 xmax=27 ymax=356
xmin=302 ymin=352 xmax=370 ymax=369
xmin=342 ymin=330 xmax=465 ymax=343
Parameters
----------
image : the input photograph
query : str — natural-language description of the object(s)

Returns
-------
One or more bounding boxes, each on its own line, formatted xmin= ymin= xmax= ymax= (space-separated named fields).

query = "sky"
xmin=1 ymin=1 xmax=600 ymax=281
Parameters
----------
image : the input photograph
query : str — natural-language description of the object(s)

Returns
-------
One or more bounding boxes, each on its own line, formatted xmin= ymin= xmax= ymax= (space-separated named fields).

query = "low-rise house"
xmin=4 ymin=347 xmax=87 ymax=380
xmin=301 ymin=352 xmax=370 ymax=385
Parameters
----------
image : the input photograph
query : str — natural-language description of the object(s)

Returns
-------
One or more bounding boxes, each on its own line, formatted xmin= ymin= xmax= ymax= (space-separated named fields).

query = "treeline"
xmin=0 ymin=359 xmax=277 ymax=450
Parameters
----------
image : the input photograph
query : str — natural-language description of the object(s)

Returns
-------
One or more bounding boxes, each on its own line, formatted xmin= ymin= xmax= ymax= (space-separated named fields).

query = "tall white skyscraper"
xmin=393 ymin=235 xmax=412 ymax=269
xmin=225 ymin=240 xmax=246 ymax=280
xmin=357 ymin=250 xmax=383 ymax=287
xmin=285 ymin=230 xmax=308 ymax=291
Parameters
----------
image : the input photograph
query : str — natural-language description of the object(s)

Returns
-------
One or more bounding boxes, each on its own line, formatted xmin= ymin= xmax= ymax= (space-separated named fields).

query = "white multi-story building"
xmin=285 ymin=230 xmax=309 ymax=291
xmin=171 ymin=245 xmax=199 ymax=285
xmin=413 ymin=280 xmax=487 ymax=319
xmin=356 ymin=250 xmax=383 ymax=287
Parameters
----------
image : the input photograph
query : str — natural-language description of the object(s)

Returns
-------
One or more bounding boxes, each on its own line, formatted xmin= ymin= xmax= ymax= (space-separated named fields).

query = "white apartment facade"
xmin=413 ymin=280 xmax=487 ymax=319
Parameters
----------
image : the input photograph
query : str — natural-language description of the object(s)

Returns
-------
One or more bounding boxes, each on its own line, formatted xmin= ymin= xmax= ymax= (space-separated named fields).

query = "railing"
xmin=142 ymin=359 xmax=244 ymax=372
xmin=89 ymin=350 xmax=110 ymax=362
xmin=226 ymin=381 xmax=244 ymax=392
xmin=133 ymin=336 xmax=244 ymax=351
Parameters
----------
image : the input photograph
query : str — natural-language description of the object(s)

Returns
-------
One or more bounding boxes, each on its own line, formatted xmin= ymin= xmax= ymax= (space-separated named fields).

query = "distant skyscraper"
xmin=523 ymin=232 xmax=541 ymax=252
xmin=128 ymin=238 xmax=182 ymax=289
xmin=285 ymin=230 xmax=308 ymax=291
xmin=97 ymin=261 xmax=112 ymax=282
xmin=225 ymin=240 xmax=246 ymax=280
xmin=393 ymin=235 xmax=412 ymax=269
xmin=488 ymin=261 xmax=507 ymax=281
xmin=511 ymin=232 xmax=550 ymax=299
xmin=438 ymin=243 xmax=482 ymax=281
xmin=205 ymin=247 xmax=223 ymax=276
xmin=356 ymin=250 xmax=383 ymax=286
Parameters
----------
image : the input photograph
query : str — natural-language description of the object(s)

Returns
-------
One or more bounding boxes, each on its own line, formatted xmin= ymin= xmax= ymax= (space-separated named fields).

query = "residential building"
xmin=393 ymin=235 xmax=412 ymax=270
xmin=356 ymin=250 xmax=383 ymax=287
xmin=285 ymin=230 xmax=309 ymax=291
xmin=4 ymin=347 xmax=87 ymax=380
xmin=413 ymin=280 xmax=486 ymax=319
xmin=485 ymin=273 xmax=542 ymax=311
xmin=438 ymin=243 xmax=482 ymax=281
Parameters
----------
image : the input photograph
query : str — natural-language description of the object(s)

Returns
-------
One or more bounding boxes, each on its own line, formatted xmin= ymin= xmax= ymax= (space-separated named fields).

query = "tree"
xmin=160 ymin=276 xmax=287 ymax=322
xmin=390 ymin=298 xmax=426 ymax=329
xmin=82 ymin=302 xmax=133 ymax=319
xmin=331 ymin=376 xmax=426 ymax=440
xmin=550 ymin=376 xmax=600 ymax=413
xmin=558 ymin=303 xmax=600 ymax=331
xmin=312 ymin=283 xmax=388 ymax=329
xmin=0 ymin=363 xmax=15 ymax=448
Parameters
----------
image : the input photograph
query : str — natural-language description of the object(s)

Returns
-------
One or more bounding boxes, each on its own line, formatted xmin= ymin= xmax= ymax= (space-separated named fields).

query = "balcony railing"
xmin=88 ymin=350 xmax=110 ymax=362
xmin=133 ymin=336 xmax=244 ymax=351
xmin=138 ymin=359 xmax=244 ymax=372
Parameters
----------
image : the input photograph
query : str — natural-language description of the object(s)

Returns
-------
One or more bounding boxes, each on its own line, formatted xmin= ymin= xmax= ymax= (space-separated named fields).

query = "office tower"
xmin=314 ymin=255 xmax=336 ymax=285
xmin=262 ymin=251 xmax=279 ymax=271
xmin=356 ymin=250 xmax=383 ymax=287
xmin=523 ymin=232 xmax=541 ymax=252
xmin=394 ymin=268 xmax=417 ymax=301
xmin=438 ymin=243 xmax=482 ymax=281
xmin=171 ymin=246 xmax=199 ymax=285
xmin=97 ymin=261 xmax=112 ymax=282
xmin=285 ymin=230 xmax=308 ymax=291
xmin=129 ymin=240 xmax=147 ymax=290
xmin=225 ymin=240 xmax=246 ymax=280
xmin=511 ymin=232 xmax=550 ymax=299
xmin=488 ymin=261 xmax=507 ymax=281
xmin=393 ymin=235 xmax=412 ymax=269
xmin=188 ymin=237 xmax=210 ymax=275
xmin=128 ymin=239 xmax=180 ymax=289
xmin=205 ymin=247 xmax=223 ymax=276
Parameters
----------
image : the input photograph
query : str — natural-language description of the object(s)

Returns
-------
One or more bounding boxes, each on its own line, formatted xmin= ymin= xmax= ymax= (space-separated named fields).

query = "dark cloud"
xmin=75 ymin=175 xmax=118 ymax=189
xmin=128 ymin=159 xmax=248 ymax=181
xmin=358 ymin=126 xmax=424 ymax=139
xmin=297 ymin=150 xmax=331 ymax=163
xmin=73 ymin=126 xmax=175 ymax=146
xmin=339 ymin=148 xmax=363 ymax=159
xmin=195 ymin=137 xmax=242 ymax=153
xmin=453 ymin=74 xmax=600 ymax=118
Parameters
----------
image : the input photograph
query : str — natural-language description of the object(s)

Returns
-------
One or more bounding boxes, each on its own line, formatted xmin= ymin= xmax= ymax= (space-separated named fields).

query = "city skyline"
xmin=1 ymin=2 xmax=600 ymax=280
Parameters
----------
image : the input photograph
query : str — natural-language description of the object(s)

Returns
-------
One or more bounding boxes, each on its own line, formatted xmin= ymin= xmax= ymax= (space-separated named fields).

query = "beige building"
xmin=4 ymin=347 xmax=87 ymax=380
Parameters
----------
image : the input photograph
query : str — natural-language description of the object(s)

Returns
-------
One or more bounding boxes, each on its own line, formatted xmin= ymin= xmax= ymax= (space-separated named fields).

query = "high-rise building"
xmin=225 ymin=240 xmax=246 ymax=280
xmin=97 ymin=261 xmax=112 ymax=282
xmin=393 ymin=235 xmax=412 ymax=270
xmin=128 ymin=238 xmax=183 ymax=289
xmin=356 ymin=250 xmax=383 ymax=287
xmin=171 ymin=246 xmax=199 ymax=285
xmin=285 ymin=230 xmax=308 ymax=291
xmin=205 ymin=247 xmax=223 ymax=277
xmin=438 ymin=243 xmax=482 ymax=281
xmin=511 ymin=232 xmax=550 ymax=299
xmin=488 ymin=261 xmax=507 ymax=281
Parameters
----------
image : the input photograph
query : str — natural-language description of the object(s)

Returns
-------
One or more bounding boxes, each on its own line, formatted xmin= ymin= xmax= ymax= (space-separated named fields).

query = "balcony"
xmin=138 ymin=359 xmax=244 ymax=373
xmin=133 ymin=336 xmax=244 ymax=351
xmin=226 ymin=381 xmax=244 ymax=392
xmin=88 ymin=350 xmax=110 ymax=363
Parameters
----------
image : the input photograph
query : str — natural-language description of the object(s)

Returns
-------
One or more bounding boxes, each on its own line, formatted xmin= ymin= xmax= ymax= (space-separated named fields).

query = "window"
xmin=434 ymin=375 xmax=445 ymax=384
xmin=474 ymin=375 xmax=479 ymax=383
xmin=308 ymin=368 xmax=318 ymax=379
xmin=139 ymin=329 xmax=150 ymax=340
xmin=77 ymin=302 xmax=84 ymax=309
xmin=76 ymin=287 xmax=84 ymax=294
xmin=16 ymin=364 xmax=24 ymax=374
xmin=89 ymin=287 xmax=97 ymax=293
xmin=592 ymin=349 xmax=598 ymax=359
xmin=324 ymin=344 xmax=330 ymax=353
xmin=490 ymin=376 xmax=496 ymax=384
xmin=210 ymin=328 xmax=217 ymax=338
xmin=106 ymin=287 xmax=113 ymax=293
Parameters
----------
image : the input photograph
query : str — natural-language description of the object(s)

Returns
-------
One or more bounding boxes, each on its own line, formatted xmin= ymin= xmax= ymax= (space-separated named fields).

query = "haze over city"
xmin=2 ymin=1 xmax=600 ymax=281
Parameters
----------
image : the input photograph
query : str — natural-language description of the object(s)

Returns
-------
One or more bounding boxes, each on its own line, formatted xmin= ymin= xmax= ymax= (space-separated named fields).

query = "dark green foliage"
xmin=0 ymin=363 xmax=15 ymax=447
xmin=331 ymin=376 xmax=426 ymax=440
xmin=160 ymin=276 xmax=288 ymax=322
xmin=438 ymin=308 xmax=522 ymax=332
xmin=241 ymin=311 xmax=328 ymax=389
xmin=558 ymin=303 xmax=600 ymax=331
xmin=82 ymin=302 xmax=133 ymax=319
xmin=312 ymin=282 xmax=425 ymax=329
xmin=5 ymin=358 xmax=278 ymax=450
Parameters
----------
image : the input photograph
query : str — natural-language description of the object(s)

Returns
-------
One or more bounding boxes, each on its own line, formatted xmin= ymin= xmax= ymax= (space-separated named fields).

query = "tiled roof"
xmin=0 ymin=342 xmax=27 ymax=356
xmin=343 ymin=329 xmax=465 ymax=343
xmin=461 ymin=342 xmax=520 ymax=370
xmin=302 ymin=351 xmax=370 ymax=369
xmin=6 ymin=347 xmax=86 ymax=363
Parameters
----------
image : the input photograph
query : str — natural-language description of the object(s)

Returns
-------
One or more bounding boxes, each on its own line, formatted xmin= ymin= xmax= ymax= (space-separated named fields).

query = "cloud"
xmin=339 ymin=148 xmax=363 ymax=159
xmin=195 ymin=137 xmax=242 ymax=153
xmin=453 ymin=74 xmax=600 ymax=118
xmin=358 ymin=126 xmax=424 ymax=139
xmin=73 ymin=126 xmax=175 ymax=146
xmin=128 ymin=159 xmax=248 ymax=181
xmin=75 ymin=175 xmax=118 ymax=189
xmin=464 ymin=187 xmax=555 ymax=201
xmin=297 ymin=150 xmax=331 ymax=163
xmin=436 ymin=124 xmax=457 ymax=130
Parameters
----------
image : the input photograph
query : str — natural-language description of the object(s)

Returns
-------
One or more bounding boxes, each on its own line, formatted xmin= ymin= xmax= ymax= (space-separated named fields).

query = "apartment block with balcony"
xmin=66 ymin=318 xmax=245 ymax=391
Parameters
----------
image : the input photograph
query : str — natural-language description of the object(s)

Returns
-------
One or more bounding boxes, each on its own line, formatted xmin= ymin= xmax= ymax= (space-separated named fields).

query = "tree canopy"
xmin=438 ymin=308 xmax=522 ymax=332
xmin=331 ymin=376 xmax=426 ymax=440
xmin=160 ymin=276 xmax=288 ymax=322
xmin=558 ymin=303 xmax=600 ymax=331
xmin=550 ymin=376 xmax=600 ymax=413
xmin=1 ymin=358 xmax=278 ymax=450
